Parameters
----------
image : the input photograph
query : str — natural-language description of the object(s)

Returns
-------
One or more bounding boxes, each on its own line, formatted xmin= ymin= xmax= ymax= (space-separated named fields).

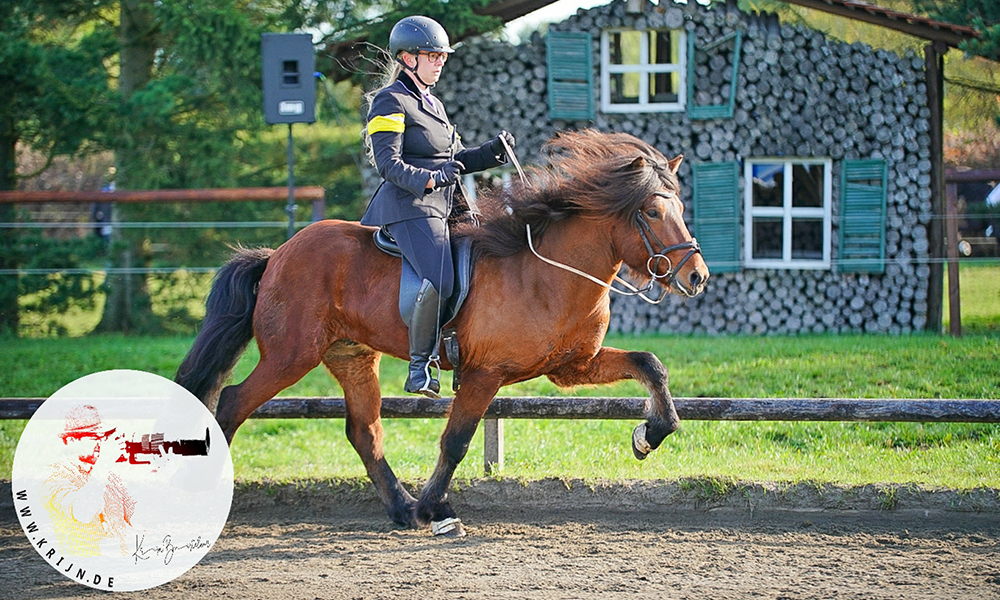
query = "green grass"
xmin=3 ymin=261 xmax=997 ymax=488
xmin=1 ymin=333 xmax=998 ymax=489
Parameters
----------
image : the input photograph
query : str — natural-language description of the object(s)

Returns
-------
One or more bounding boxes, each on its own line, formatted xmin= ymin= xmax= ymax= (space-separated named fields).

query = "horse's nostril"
xmin=689 ymin=271 xmax=703 ymax=288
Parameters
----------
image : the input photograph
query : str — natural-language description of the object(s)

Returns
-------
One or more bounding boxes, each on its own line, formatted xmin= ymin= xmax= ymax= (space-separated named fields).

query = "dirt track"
xmin=3 ymin=480 xmax=999 ymax=599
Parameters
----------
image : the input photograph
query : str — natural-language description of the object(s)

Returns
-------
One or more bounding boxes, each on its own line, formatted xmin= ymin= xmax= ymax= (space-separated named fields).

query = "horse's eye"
xmin=646 ymin=208 xmax=660 ymax=219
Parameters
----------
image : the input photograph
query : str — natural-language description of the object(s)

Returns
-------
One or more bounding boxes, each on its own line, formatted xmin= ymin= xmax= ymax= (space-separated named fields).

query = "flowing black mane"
xmin=453 ymin=130 xmax=681 ymax=258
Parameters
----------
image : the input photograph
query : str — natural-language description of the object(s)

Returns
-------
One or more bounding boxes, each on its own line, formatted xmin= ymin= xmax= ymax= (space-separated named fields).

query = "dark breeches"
xmin=387 ymin=216 xmax=454 ymax=299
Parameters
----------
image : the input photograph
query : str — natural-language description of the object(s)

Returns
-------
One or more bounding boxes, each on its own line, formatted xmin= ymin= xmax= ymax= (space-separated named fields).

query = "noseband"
xmin=634 ymin=207 xmax=703 ymax=300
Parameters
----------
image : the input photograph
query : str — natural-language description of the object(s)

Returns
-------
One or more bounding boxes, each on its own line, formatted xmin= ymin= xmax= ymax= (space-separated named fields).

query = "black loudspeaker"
xmin=261 ymin=33 xmax=316 ymax=124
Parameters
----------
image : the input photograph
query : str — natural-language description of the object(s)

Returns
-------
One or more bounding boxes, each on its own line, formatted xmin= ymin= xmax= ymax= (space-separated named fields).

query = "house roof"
xmin=323 ymin=0 xmax=981 ymax=81
xmin=477 ymin=0 xmax=564 ymax=22
xmin=477 ymin=0 xmax=980 ymax=47
xmin=778 ymin=0 xmax=980 ymax=47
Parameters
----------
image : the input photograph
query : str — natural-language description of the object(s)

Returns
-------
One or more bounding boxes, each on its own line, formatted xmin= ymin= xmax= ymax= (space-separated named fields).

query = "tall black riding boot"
xmin=405 ymin=279 xmax=442 ymax=398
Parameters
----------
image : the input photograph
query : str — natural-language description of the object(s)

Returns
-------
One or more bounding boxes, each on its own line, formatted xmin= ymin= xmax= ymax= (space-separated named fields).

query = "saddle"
xmin=373 ymin=227 xmax=474 ymax=390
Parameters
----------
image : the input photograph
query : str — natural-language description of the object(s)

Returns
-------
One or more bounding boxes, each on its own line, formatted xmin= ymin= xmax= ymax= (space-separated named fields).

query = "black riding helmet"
xmin=389 ymin=16 xmax=454 ymax=57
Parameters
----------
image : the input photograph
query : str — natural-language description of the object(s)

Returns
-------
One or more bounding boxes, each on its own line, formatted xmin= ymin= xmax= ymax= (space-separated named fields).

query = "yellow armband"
xmin=366 ymin=113 xmax=405 ymax=135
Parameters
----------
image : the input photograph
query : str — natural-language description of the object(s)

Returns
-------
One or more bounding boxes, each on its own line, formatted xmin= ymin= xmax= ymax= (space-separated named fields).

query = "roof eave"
xmin=780 ymin=0 xmax=980 ymax=48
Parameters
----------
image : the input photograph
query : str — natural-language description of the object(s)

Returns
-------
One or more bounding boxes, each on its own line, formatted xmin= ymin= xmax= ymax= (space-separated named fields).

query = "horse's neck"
xmin=528 ymin=217 xmax=621 ymax=285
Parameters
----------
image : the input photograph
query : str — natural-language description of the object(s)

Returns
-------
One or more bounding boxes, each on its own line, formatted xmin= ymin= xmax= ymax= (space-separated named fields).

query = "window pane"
xmin=791 ymin=218 xmax=823 ymax=259
xmin=649 ymin=72 xmax=679 ymax=103
xmin=650 ymin=30 xmax=675 ymax=64
xmin=610 ymin=72 xmax=640 ymax=104
xmin=792 ymin=163 xmax=824 ymax=208
xmin=610 ymin=31 xmax=641 ymax=65
xmin=753 ymin=218 xmax=783 ymax=259
xmin=752 ymin=163 xmax=784 ymax=207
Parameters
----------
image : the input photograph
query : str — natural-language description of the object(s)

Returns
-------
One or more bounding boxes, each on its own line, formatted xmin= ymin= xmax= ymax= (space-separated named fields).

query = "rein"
xmin=525 ymin=223 xmax=665 ymax=304
xmin=500 ymin=136 xmax=701 ymax=304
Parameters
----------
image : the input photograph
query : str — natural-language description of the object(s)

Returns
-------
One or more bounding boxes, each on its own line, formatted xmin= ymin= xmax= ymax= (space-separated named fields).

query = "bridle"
xmin=634 ymin=197 xmax=703 ymax=299
xmin=500 ymin=136 xmax=703 ymax=304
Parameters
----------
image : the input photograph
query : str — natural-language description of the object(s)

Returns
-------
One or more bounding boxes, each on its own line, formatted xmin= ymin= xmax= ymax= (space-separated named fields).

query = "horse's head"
xmin=615 ymin=154 xmax=709 ymax=299
xmin=455 ymin=129 xmax=710 ymax=300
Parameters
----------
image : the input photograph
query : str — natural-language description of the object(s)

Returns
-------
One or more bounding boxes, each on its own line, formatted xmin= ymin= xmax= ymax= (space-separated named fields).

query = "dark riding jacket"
xmin=361 ymin=74 xmax=504 ymax=226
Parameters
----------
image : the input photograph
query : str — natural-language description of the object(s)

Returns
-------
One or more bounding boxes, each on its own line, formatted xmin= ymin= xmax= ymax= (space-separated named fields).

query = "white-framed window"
xmin=600 ymin=29 xmax=686 ymax=113
xmin=744 ymin=159 xmax=832 ymax=269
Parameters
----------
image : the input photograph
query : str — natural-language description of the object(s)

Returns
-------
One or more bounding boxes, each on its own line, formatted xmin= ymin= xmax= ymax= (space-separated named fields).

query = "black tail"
xmin=175 ymin=247 xmax=273 ymax=411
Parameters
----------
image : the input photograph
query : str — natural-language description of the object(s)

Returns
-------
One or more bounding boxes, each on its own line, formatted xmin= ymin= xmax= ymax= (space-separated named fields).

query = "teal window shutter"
xmin=692 ymin=161 xmax=740 ymax=273
xmin=546 ymin=31 xmax=594 ymax=120
xmin=839 ymin=159 xmax=887 ymax=273
xmin=687 ymin=30 xmax=742 ymax=120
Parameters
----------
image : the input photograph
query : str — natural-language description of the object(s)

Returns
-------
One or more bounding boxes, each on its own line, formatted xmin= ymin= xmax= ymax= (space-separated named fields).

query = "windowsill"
xmin=744 ymin=260 xmax=831 ymax=270
xmin=601 ymin=103 xmax=685 ymax=113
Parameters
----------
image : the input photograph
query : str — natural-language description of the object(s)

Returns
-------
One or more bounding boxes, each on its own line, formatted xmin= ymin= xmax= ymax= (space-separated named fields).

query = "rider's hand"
xmin=431 ymin=160 xmax=464 ymax=188
xmin=490 ymin=130 xmax=515 ymax=156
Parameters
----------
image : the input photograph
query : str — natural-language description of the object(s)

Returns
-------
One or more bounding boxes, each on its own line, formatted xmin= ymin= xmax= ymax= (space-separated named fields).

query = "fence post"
xmin=945 ymin=182 xmax=962 ymax=337
xmin=285 ymin=124 xmax=296 ymax=239
xmin=311 ymin=197 xmax=325 ymax=222
xmin=483 ymin=417 xmax=504 ymax=475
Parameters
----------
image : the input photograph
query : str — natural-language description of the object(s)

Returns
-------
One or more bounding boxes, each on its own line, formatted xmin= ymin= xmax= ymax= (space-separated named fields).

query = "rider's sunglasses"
xmin=419 ymin=51 xmax=449 ymax=64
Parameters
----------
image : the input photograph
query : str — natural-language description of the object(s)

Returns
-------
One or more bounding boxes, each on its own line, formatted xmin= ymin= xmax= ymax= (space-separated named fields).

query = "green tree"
xmin=303 ymin=0 xmax=502 ymax=81
xmin=916 ymin=0 xmax=1000 ymax=61
xmin=0 ymin=1 xmax=116 ymax=335
xmin=7 ymin=0 xmax=508 ymax=335
xmin=94 ymin=0 xmax=278 ymax=333
xmin=96 ymin=0 xmax=505 ymax=333
xmin=916 ymin=1 xmax=1000 ymax=136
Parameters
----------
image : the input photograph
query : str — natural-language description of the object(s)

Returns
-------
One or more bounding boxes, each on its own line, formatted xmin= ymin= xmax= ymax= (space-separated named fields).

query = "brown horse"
xmin=175 ymin=130 xmax=709 ymax=536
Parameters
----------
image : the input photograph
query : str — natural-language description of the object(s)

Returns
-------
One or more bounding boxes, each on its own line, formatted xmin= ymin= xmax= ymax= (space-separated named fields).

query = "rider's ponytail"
xmin=362 ymin=52 xmax=403 ymax=166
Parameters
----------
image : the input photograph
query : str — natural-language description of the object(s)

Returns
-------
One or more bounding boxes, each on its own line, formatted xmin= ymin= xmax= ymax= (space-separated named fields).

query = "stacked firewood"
xmin=437 ymin=35 xmax=554 ymax=162
xmin=431 ymin=0 xmax=933 ymax=334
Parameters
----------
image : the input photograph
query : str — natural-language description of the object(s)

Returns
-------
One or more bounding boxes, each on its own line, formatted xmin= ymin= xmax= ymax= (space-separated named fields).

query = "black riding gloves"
xmin=490 ymin=130 xmax=515 ymax=159
xmin=431 ymin=160 xmax=464 ymax=188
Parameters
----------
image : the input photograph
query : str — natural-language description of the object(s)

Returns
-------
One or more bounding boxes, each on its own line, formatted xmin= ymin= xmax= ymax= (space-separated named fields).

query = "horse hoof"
xmin=431 ymin=517 xmax=465 ymax=538
xmin=632 ymin=422 xmax=652 ymax=460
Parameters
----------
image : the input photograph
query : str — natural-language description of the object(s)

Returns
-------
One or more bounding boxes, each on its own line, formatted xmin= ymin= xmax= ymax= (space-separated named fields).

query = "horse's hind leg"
xmin=548 ymin=347 xmax=679 ymax=460
xmin=323 ymin=343 xmax=418 ymax=528
xmin=215 ymin=346 xmax=322 ymax=443
xmin=416 ymin=369 xmax=504 ymax=536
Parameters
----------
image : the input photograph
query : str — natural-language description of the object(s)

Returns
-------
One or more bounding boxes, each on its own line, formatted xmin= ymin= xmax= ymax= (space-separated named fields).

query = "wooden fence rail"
xmin=0 ymin=186 xmax=329 ymax=230
xmin=4 ymin=396 xmax=997 ymax=474
xmin=0 ymin=187 xmax=326 ymax=204
xmin=4 ymin=396 xmax=998 ymax=422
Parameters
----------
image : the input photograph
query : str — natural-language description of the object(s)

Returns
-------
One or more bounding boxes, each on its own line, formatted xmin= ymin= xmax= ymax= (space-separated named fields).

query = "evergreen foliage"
xmin=2 ymin=0 xmax=507 ymax=336
xmin=0 ymin=1 xmax=116 ymax=334
xmin=916 ymin=0 xmax=1000 ymax=61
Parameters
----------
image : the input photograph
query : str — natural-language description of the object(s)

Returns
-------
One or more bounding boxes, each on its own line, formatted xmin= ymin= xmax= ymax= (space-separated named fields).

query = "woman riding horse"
xmin=363 ymin=15 xmax=515 ymax=398
xmin=175 ymin=130 xmax=709 ymax=537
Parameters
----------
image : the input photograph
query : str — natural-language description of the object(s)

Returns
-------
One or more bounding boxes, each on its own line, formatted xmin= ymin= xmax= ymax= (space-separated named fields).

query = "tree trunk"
xmin=0 ymin=112 xmax=18 ymax=335
xmin=95 ymin=0 xmax=159 ymax=334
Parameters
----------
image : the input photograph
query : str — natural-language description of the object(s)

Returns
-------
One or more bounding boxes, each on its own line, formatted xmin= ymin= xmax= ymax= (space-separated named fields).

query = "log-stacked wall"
xmin=434 ymin=0 xmax=932 ymax=335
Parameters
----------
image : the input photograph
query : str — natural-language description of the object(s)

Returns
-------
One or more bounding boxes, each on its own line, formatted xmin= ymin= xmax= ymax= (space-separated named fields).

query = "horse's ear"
xmin=667 ymin=155 xmax=684 ymax=174
xmin=629 ymin=157 xmax=647 ymax=171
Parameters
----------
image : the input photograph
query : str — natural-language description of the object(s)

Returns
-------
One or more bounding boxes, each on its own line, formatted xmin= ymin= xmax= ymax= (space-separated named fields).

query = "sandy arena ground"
xmin=2 ymin=479 xmax=999 ymax=599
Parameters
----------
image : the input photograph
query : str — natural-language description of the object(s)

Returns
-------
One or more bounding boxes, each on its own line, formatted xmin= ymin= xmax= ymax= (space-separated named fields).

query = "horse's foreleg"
xmin=323 ymin=346 xmax=418 ymax=528
xmin=417 ymin=369 xmax=504 ymax=536
xmin=548 ymin=348 xmax=679 ymax=460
